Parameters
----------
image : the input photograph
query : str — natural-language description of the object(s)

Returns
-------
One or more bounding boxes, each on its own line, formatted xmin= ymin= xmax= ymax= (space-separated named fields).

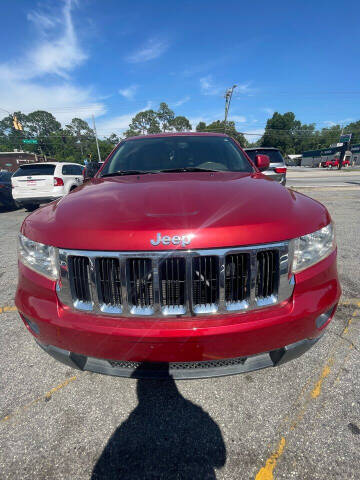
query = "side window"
xmin=72 ymin=165 xmax=83 ymax=175
xmin=62 ymin=165 xmax=72 ymax=175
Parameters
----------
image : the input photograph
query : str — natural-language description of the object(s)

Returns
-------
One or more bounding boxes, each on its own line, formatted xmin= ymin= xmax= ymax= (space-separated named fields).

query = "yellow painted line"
xmin=255 ymin=438 xmax=286 ymax=480
xmin=339 ymin=298 xmax=360 ymax=307
xmin=254 ymin=306 xmax=358 ymax=479
xmin=342 ymin=309 xmax=359 ymax=335
xmin=311 ymin=358 xmax=334 ymax=399
xmin=1 ymin=376 xmax=77 ymax=422
xmin=0 ymin=305 xmax=17 ymax=314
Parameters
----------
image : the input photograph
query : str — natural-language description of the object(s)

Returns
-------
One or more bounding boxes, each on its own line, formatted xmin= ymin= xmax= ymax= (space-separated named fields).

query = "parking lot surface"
xmin=0 ymin=188 xmax=359 ymax=480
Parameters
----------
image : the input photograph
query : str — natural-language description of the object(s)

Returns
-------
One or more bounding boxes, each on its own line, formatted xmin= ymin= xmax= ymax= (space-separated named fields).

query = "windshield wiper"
xmin=158 ymin=167 xmax=221 ymax=173
xmin=101 ymin=170 xmax=156 ymax=177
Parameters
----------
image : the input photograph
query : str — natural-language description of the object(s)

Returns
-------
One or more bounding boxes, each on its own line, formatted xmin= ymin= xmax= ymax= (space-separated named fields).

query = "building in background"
xmin=350 ymin=144 xmax=360 ymax=165
xmin=0 ymin=151 xmax=54 ymax=173
xmin=301 ymin=147 xmax=345 ymax=167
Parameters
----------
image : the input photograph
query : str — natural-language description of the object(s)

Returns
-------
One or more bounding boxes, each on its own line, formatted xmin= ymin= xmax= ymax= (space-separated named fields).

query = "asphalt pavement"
xmin=0 ymin=187 xmax=360 ymax=480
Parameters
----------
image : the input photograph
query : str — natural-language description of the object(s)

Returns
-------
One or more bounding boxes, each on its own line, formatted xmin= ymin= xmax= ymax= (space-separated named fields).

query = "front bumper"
xmin=14 ymin=196 xmax=61 ymax=206
xmin=16 ymin=250 xmax=341 ymax=377
xmin=35 ymin=336 xmax=322 ymax=380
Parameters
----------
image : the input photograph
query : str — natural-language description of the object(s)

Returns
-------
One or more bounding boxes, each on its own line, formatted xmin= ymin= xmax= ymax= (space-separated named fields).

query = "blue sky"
xmin=1 ymin=0 xmax=359 ymax=140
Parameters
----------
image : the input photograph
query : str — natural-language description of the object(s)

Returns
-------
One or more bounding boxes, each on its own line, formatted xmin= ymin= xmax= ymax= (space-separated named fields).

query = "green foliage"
xmin=195 ymin=122 xmax=207 ymax=132
xmin=260 ymin=112 xmax=348 ymax=155
xmin=125 ymin=102 xmax=192 ymax=136
xmin=157 ymin=102 xmax=175 ymax=131
xmin=170 ymin=116 xmax=192 ymax=132
xmin=195 ymin=120 xmax=248 ymax=147
xmin=0 ymin=110 xmax=116 ymax=163
xmin=125 ymin=110 xmax=161 ymax=137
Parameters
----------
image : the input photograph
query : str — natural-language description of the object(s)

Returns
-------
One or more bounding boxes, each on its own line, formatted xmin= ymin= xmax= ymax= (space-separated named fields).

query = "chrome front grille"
xmin=57 ymin=242 xmax=295 ymax=318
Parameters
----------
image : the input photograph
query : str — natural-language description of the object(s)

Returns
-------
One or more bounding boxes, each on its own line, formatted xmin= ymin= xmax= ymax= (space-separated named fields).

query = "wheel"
xmin=26 ymin=204 xmax=39 ymax=212
xmin=328 ymin=165 xmax=333 ymax=169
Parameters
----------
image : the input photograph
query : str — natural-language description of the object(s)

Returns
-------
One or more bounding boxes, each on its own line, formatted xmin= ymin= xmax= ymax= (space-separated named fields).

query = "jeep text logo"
xmin=150 ymin=233 xmax=192 ymax=247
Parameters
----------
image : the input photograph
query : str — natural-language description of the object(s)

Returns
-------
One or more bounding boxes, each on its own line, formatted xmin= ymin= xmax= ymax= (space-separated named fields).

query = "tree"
xmin=26 ymin=110 xmax=61 ymax=137
xmin=125 ymin=110 xmax=161 ymax=137
xmin=261 ymin=112 xmax=300 ymax=154
xmin=64 ymin=117 xmax=94 ymax=158
xmin=316 ymin=125 xmax=342 ymax=150
xmin=157 ymin=102 xmax=175 ymax=131
xmin=105 ymin=133 xmax=120 ymax=145
xmin=196 ymin=122 xmax=207 ymax=132
xmin=170 ymin=116 xmax=192 ymax=132
xmin=195 ymin=119 xmax=248 ymax=146
xmin=344 ymin=121 xmax=360 ymax=145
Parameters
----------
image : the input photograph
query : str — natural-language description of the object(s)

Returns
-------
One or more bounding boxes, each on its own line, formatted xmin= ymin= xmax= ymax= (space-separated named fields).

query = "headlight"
xmin=18 ymin=234 xmax=58 ymax=280
xmin=292 ymin=223 xmax=336 ymax=273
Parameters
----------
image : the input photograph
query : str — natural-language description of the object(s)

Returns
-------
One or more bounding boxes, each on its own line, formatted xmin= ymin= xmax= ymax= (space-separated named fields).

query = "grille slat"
xmin=129 ymin=258 xmax=153 ymax=308
xmin=192 ymin=256 xmax=219 ymax=308
xmin=69 ymin=256 xmax=91 ymax=303
xmin=225 ymin=253 xmax=249 ymax=304
xmin=160 ymin=257 xmax=186 ymax=308
xmin=97 ymin=258 xmax=122 ymax=306
xmin=256 ymin=250 xmax=278 ymax=298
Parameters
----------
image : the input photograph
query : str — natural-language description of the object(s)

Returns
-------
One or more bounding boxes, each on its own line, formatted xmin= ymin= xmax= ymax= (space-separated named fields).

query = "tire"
xmin=26 ymin=204 xmax=39 ymax=212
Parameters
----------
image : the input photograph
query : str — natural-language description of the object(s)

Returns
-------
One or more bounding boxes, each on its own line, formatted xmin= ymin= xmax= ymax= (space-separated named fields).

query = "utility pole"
xmin=224 ymin=85 xmax=237 ymax=133
xmin=92 ymin=114 xmax=102 ymax=163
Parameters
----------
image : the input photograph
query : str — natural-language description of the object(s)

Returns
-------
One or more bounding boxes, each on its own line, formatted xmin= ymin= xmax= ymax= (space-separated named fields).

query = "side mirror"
xmin=255 ymin=154 xmax=270 ymax=171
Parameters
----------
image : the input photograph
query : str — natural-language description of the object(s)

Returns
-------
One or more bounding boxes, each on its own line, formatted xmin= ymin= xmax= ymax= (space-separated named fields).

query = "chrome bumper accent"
xmin=56 ymin=242 xmax=295 ymax=318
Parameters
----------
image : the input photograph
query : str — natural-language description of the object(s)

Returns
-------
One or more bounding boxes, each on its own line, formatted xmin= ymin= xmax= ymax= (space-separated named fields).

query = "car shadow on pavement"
xmin=91 ymin=364 xmax=226 ymax=480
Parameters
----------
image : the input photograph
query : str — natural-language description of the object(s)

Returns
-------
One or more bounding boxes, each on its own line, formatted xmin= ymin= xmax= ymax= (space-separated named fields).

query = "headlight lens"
xmin=18 ymin=234 xmax=58 ymax=280
xmin=292 ymin=223 xmax=336 ymax=273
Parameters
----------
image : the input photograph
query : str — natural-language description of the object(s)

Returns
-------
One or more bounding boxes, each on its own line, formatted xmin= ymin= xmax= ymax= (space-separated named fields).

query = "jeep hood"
xmin=22 ymin=172 xmax=331 ymax=250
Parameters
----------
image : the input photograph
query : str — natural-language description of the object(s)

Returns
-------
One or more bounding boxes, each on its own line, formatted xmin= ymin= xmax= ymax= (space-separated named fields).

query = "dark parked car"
xmin=84 ymin=161 xmax=101 ymax=179
xmin=245 ymin=147 xmax=287 ymax=185
xmin=0 ymin=171 xmax=17 ymax=209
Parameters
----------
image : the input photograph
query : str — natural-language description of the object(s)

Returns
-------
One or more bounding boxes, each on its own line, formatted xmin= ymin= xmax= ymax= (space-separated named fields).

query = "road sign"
xmin=339 ymin=133 xmax=352 ymax=143
xmin=22 ymin=139 xmax=38 ymax=144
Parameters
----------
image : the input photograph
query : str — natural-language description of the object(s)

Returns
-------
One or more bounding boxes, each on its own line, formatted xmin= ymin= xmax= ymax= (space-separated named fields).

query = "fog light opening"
xmin=22 ymin=315 xmax=40 ymax=335
xmin=316 ymin=307 xmax=335 ymax=330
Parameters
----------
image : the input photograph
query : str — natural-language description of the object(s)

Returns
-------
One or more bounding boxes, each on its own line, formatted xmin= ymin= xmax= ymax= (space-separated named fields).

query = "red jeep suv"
xmin=15 ymin=133 xmax=341 ymax=379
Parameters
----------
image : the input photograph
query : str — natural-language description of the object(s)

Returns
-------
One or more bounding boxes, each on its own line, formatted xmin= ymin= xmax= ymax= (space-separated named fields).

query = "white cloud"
xmin=200 ymin=75 xmax=223 ymax=96
xmin=231 ymin=115 xmax=247 ymax=123
xmin=126 ymin=39 xmax=169 ymax=63
xmin=322 ymin=118 xmax=353 ymax=127
xmin=172 ymin=96 xmax=191 ymax=107
xmin=200 ymin=77 xmax=254 ymax=97
xmin=235 ymin=83 xmax=254 ymax=95
xmin=262 ymin=107 xmax=274 ymax=115
xmin=26 ymin=0 xmax=87 ymax=78
xmin=97 ymin=102 xmax=153 ymax=136
xmin=119 ymin=85 xmax=138 ymax=100
xmin=0 ymin=0 xmax=105 ymax=124
xmin=243 ymin=128 xmax=265 ymax=143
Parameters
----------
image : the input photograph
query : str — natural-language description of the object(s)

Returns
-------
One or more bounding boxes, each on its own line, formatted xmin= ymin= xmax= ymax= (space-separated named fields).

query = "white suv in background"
xmin=12 ymin=162 xmax=84 ymax=211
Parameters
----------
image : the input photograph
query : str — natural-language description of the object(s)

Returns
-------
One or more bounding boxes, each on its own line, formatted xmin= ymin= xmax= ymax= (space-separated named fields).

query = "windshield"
xmin=12 ymin=164 xmax=56 ymax=177
xmin=246 ymin=149 xmax=285 ymax=164
xmin=100 ymin=136 xmax=253 ymax=175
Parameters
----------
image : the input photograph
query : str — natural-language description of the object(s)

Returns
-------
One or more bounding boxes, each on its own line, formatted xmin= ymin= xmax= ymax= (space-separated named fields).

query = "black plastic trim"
xmin=35 ymin=335 xmax=322 ymax=380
